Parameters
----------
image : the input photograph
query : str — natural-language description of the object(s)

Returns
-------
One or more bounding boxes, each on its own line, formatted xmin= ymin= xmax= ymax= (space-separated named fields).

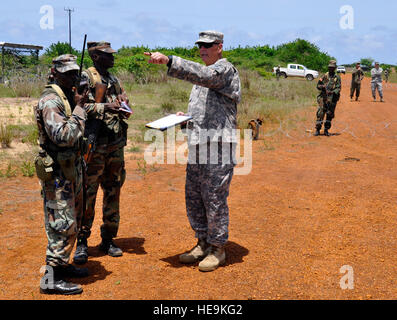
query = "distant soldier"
xmin=276 ymin=65 xmax=281 ymax=81
xmin=35 ymin=55 xmax=89 ymax=295
xmin=350 ymin=62 xmax=364 ymax=102
xmin=145 ymin=30 xmax=241 ymax=272
xmin=314 ymin=60 xmax=342 ymax=137
xmin=384 ymin=69 xmax=389 ymax=83
xmin=371 ymin=62 xmax=384 ymax=102
xmin=73 ymin=41 xmax=131 ymax=265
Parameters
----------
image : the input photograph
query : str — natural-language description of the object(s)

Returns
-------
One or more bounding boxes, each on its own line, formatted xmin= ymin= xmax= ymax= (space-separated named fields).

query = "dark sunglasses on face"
xmin=198 ymin=42 xmax=219 ymax=49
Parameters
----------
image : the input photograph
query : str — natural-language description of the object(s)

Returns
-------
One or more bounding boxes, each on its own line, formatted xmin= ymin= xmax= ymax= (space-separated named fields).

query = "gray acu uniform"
xmin=168 ymin=56 xmax=241 ymax=247
xmin=34 ymin=86 xmax=87 ymax=267
xmin=371 ymin=67 xmax=383 ymax=99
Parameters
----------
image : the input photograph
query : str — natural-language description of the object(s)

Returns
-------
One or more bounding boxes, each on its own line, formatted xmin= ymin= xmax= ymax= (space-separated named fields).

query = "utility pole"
xmin=64 ymin=7 xmax=74 ymax=53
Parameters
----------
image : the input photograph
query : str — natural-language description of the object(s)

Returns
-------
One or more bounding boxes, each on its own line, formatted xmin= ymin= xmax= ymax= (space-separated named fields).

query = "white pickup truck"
xmin=273 ymin=64 xmax=319 ymax=81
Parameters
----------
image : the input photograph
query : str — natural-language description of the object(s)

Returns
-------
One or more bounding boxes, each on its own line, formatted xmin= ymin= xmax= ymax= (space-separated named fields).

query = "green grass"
xmin=0 ymin=124 xmax=13 ymax=147
xmin=21 ymin=161 xmax=36 ymax=177
xmin=0 ymin=163 xmax=17 ymax=178
xmin=387 ymin=72 xmax=397 ymax=83
xmin=4 ymin=124 xmax=38 ymax=145
xmin=237 ymin=69 xmax=317 ymax=130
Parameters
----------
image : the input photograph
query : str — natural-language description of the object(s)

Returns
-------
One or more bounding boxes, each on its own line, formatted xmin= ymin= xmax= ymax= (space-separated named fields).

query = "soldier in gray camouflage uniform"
xmin=35 ymin=55 xmax=89 ymax=295
xmin=371 ymin=62 xmax=384 ymax=102
xmin=145 ymin=30 xmax=241 ymax=272
xmin=74 ymin=42 xmax=130 ymax=265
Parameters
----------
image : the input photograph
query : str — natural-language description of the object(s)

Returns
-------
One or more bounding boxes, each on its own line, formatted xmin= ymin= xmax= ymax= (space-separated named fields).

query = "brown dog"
xmin=248 ymin=118 xmax=263 ymax=140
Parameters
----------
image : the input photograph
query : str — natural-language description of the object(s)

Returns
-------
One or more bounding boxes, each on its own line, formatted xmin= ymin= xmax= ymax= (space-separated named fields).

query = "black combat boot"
xmin=324 ymin=129 xmax=330 ymax=136
xmin=73 ymin=238 xmax=88 ymax=265
xmin=99 ymin=239 xmax=123 ymax=257
xmin=314 ymin=129 xmax=320 ymax=136
xmin=40 ymin=266 xmax=83 ymax=295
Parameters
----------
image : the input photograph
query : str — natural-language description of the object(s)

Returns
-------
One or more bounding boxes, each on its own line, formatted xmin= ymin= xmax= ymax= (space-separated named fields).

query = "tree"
xmin=360 ymin=58 xmax=374 ymax=68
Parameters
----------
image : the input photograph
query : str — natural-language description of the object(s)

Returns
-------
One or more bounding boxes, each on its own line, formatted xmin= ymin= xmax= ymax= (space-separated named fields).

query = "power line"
xmin=64 ymin=7 xmax=74 ymax=53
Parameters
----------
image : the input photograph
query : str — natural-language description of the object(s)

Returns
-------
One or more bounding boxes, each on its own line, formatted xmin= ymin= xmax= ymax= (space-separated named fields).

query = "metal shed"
xmin=0 ymin=42 xmax=43 ymax=83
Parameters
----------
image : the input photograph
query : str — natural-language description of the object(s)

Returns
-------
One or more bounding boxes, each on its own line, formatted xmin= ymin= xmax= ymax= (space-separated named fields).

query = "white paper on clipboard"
xmin=145 ymin=114 xmax=192 ymax=131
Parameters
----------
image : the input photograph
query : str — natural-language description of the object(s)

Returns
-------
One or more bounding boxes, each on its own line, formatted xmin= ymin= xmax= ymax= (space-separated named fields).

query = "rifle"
xmin=76 ymin=34 xmax=88 ymax=94
xmin=83 ymin=82 xmax=107 ymax=163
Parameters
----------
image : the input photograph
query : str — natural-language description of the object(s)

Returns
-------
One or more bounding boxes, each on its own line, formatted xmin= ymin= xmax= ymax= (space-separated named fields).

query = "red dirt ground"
xmin=0 ymin=74 xmax=397 ymax=300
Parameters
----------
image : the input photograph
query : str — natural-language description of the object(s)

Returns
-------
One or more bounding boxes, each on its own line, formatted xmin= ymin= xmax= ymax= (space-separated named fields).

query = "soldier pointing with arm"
xmin=145 ymin=30 xmax=241 ymax=272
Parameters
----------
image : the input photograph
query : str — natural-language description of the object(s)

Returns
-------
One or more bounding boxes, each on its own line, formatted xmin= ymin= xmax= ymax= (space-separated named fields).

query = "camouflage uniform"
xmin=34 ymin=55 xmax=87 ymax=267
xmin=167 ymin=33 xmax=241 ymax=248
xmin=371 ymin=65 xmax=384 ymax=100
xmin=77 ymin=42 xmax=128 ymax=242
xmin=350 ymin=66 xmax=364 ymax=100
xmin=315 ymin=61 xmax=342 ymax=132
xmin=384 ymin=69 xmax=389 ymax=83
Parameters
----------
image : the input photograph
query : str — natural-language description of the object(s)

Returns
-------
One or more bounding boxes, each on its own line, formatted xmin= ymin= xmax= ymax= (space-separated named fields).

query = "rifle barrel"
xmin=79 ymin=34 xmax=87 ymax=78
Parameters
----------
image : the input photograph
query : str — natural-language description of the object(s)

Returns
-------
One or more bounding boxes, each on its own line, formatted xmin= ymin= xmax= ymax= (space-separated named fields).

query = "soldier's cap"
xmin=52 ymin=54 xmax=80 ymax=73
xmin=195 ymin=30 xmax=224 ymax=45
xmin=328 ymin=60 xmax=337 ymax=68
xmin=87 ymin=41 xmax=117 ymax=54
xmin=375 ymin=62 xmax=380 ymax=65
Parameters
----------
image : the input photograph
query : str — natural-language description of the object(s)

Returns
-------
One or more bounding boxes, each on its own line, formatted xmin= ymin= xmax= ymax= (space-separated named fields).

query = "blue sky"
xmin=2 ymin=0 xmax=397 ymax=64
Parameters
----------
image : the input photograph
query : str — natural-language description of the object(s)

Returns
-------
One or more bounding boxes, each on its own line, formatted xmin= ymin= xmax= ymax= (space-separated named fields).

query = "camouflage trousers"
xmin=185 ymin=143 xmax=235 ymax=248
xmin=316 ymin=101 xmax=337 ymax=131
xmin=350 ymin=82 xmax=361 ymax=99
xmin=78 ymin=147 xmax=126 ymax=241
xmin=371 ymin=82 xmax=383 ymax=99
xmin=42 ymin=160 xmax=84 ymax=267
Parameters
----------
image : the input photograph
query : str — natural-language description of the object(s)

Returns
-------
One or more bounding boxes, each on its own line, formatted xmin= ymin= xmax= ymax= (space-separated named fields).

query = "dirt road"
xmin=0 ymin=74 xmax=396 ymax=300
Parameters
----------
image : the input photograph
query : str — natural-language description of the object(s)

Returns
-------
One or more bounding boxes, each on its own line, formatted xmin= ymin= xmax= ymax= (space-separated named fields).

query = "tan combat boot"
xmin=179 ymin=239 xmax=210 ymax=264
xmin=198 ymin=246 xmax=226 ymax=272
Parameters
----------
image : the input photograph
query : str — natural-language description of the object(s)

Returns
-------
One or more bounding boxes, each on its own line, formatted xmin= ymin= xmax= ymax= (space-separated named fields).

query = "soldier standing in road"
xmin=73 ymin=42 xmax=130 ymax=265
xmin=371 ymin=62 xmax=384 ymax=102
xmin=384 ymin=69 xmax=389 ymax=83
xmin=35 ymin=55 xmax=89 ymax=295
xmin=314 ymin=60 xmax=342 ymax=137
xmin=145 ymin=30 xmax=241 ymax=272
xmin=350 ymin=62 xmax=364 ymax=102
xmin=276 ymin=65 xmax=281 ymax=81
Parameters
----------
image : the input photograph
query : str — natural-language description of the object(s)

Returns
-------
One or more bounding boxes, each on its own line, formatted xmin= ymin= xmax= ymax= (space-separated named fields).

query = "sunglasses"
xmin=197 ymin=42 xmax=219 ymax=49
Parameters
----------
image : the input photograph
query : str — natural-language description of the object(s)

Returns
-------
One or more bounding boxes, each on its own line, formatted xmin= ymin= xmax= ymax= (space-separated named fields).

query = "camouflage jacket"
xmin=35 ymin=86 xmax=86 ymax=150
xmin=81 ymin=69 xmax=128 ymax=146
xmin=317 ymin=72 xmax=341 ymax=103
xmin=371 ymin=68 xmax=383 ymax=83
xmin=168 ymin=57 xmax=241 ymax=145
xmin=351 ymin=68 xmax=364 ymax=84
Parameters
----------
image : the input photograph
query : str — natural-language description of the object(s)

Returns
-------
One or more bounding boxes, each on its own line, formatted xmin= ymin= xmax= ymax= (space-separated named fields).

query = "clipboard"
xmin=145 ymin=114 xmax=192 ymax=131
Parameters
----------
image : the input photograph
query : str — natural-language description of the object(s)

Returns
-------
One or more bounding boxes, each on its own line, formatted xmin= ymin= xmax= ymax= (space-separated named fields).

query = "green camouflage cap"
xmin=195 ymin=30 xmax=224 ymax=44
xmin=52 ymin=54 xmax=79 ymax=73
xmin=328 ymin=60 xmax=337 ymax=68
xmin=87 ymin=41 xmax=116 ymax=54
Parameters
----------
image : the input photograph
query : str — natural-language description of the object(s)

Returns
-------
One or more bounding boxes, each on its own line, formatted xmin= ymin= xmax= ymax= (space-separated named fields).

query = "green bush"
xmin=21 ymin=161 xmax=35 ymax=177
